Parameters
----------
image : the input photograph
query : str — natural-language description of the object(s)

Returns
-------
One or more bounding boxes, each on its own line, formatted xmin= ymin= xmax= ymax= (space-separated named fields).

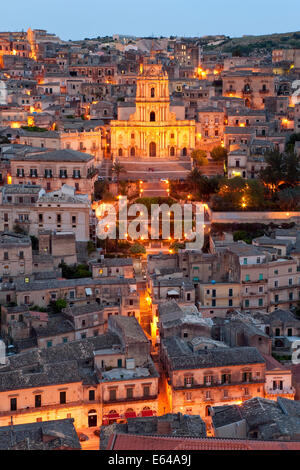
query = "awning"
xmin=125 ymin=412 xmax=137 ymax=419
xmin=141 ymin=410 xmax=153 ymax=417
xmin=85 ymin=288 xmax=92 ymax=296
xmin=167 ymin=289 xmax=180 ymax=296
xmin=104 ymin=413 xmax=120 ymax=419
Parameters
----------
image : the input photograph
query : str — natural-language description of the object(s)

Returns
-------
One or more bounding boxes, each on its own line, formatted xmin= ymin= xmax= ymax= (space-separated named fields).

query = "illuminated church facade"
xmin=110 ymin=62 xmax=195 ymax=159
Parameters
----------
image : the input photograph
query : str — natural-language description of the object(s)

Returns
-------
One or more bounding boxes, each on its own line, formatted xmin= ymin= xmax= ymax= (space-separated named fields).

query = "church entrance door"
xmin=149 ymin=142 xmax=156 ymax=157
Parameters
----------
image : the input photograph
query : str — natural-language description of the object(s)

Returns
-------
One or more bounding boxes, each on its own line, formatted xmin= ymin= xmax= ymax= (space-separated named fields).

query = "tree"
xmin=130 ymin=243 xmax=146 ymax=255
xmin=112 ymin=160 xmax=126 ymax=192
xmin=94 ymin=180 xmax=109 ymax=200
xmin=259 ymin=150 xmax=285 ymax=194
xmin=191 ymin=149 xmax=208 ymax=166
xmin=52 ymin=298 xmax=67 ymax=313
xmin=283 ymin=152 xmax=300 ymax=188
xmin=278 ymin=187 xmax=300 ymax=210
xmin=285 ymin=132 xmax=300 ymax=153
xmin=210 ymin=146 xmax=227 ymax=162
xmin=186 ymin=167 xmax=203 ymax=193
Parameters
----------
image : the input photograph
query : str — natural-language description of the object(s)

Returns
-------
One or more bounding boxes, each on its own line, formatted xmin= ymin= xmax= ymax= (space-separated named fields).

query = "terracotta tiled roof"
xmin=107 ymin=433 xmax=300 ymax=451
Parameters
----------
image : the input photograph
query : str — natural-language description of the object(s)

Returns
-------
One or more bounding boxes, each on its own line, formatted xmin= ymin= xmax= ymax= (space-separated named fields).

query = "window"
xmin=143 ymin=386 xmax=150 ymax=397
xmin=229 ymin=299 xmax=233 ymax=307
xmin=150 ymin=111 xmax=155 ymax=122
xmin=89 ymin=390 xmax=95 ymax=401
xmin=229 ymin=288 xmax=233 ymax=297
xmin=243 ymin=258 xmax=247 ymax=265
xmin=126 ymin=388 xmax=133 ymax=399
xmin=10 ymin=398 xmax=17 ymax=411
xmin=259 ymin=273 xmax=263 ymax=280
xmin=47 ymin=340 xmax=52 ymax=348
xmin=245 ymin=274 xmax=250 ymax=282
xmin=243 ymin=372 xmax=252 ymax=382
xmin=72 ymin=216 xmax=76 ymax=225
xmin=221 ymin=374 xmax=231 ymax=384
xmin=150 ymin=87 xmax=155 ymax=98
xmin=62 ymin=337 xmax=68 ymax=343
xmin=60 ymin=391 xmax=66 ymax=404
xmin=245 ymin=299 xmax=249 ymax=308
xmin=109 ymin=389 xmax=116 ymax=401
xmin=184 ymin=376 xmax=194 ymax=387
xmin=35 ymin=394 xmax=41 ymax=408
xmin=289 ymin=278 xmax=293 ymax=286
xmin=258 ymin=298 xmax=263 ymax=307
xmin=287 ymin=328 xmax=293 ymax=336
xmin=204 ymin=375 xmax=213 ymax=385
xmin=257 ymin=257 xmax=261 ymax=264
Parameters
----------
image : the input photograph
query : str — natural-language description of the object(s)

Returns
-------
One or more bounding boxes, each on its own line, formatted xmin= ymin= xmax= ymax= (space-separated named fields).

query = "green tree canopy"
xmin=210 ymin=146 xmax=228 ymax=162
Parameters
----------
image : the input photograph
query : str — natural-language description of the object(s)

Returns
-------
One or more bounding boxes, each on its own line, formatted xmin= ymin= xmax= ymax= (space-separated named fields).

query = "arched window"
xmin=130 ymin=147 xmax=135 ymax=157
xmin=170 ymin=147 xmax=175 ymax=157
xmin=151 ymin=87 xmax=155 ymax=98
xmin=182 ymin=147 xmax=187 ymax=156
xmin=143 ymin=406 xmax=150 ymax=411
xmin=118 ymin=148 xmax=123 ymax=157
xmin=150 ymin=111 xmax=155 ymax=122
xmin=244 ymin=83 xmax=251 ymax=92
xmin=149 ymin=142 xmax=156 ymax=157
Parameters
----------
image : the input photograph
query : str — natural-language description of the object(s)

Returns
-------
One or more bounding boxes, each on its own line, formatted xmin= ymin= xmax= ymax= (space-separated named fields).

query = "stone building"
xmin=222 ymin=71 xmax=275 ymax=109
xmin=161 ymin=336 xmax=266 ymax=420
xmin=110 ymin=61 xmax=195 ymax=159
xmin=10 ymin=149 xmax=97 ymax=196
xmin=0 ymin=232 xmax=32 ymax=280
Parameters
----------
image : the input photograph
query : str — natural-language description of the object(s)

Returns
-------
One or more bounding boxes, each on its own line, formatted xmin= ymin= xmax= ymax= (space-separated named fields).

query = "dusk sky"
xmin=1 ymin=0 xmax=300 ymax=40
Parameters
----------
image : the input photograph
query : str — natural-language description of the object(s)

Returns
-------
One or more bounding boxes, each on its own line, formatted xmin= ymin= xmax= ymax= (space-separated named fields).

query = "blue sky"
xmin=1 ymin=0 xmax=300 ymax=40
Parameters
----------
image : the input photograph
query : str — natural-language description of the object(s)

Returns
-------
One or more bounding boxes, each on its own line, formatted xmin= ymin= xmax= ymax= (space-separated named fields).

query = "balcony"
xmin=174 ymin=379 xmax=264 ymax=391
xmin=0 ymin=400 xmax=92 ymax=417
xmin=225 ymin=89 xmax=236 ymax=94
xmin=242 ymin=89 xmax=253 ymax=95
xmin=266 ymin=387 xmax=295 ymax=396
xmin=103 ymin=394 xmax=157 ymax=405
xmin=14 ymin=219 xmax=30 ymax=224
xmin=259 ymin=89 xmax=269 ymax=94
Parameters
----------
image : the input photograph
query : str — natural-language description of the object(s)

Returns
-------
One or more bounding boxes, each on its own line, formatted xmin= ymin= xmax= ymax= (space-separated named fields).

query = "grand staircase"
xmin=117 ymin=158 xmax=192 ymax=181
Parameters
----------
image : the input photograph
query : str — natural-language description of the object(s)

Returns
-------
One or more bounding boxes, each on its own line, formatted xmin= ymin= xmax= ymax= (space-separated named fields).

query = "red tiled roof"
xmin=107 ymin=434 xmax=300 ymax=451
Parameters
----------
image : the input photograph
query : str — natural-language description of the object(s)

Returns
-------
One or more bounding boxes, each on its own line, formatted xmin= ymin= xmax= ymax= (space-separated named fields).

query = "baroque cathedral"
xmin=110 ymin=61 xmax=195 ymax=159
